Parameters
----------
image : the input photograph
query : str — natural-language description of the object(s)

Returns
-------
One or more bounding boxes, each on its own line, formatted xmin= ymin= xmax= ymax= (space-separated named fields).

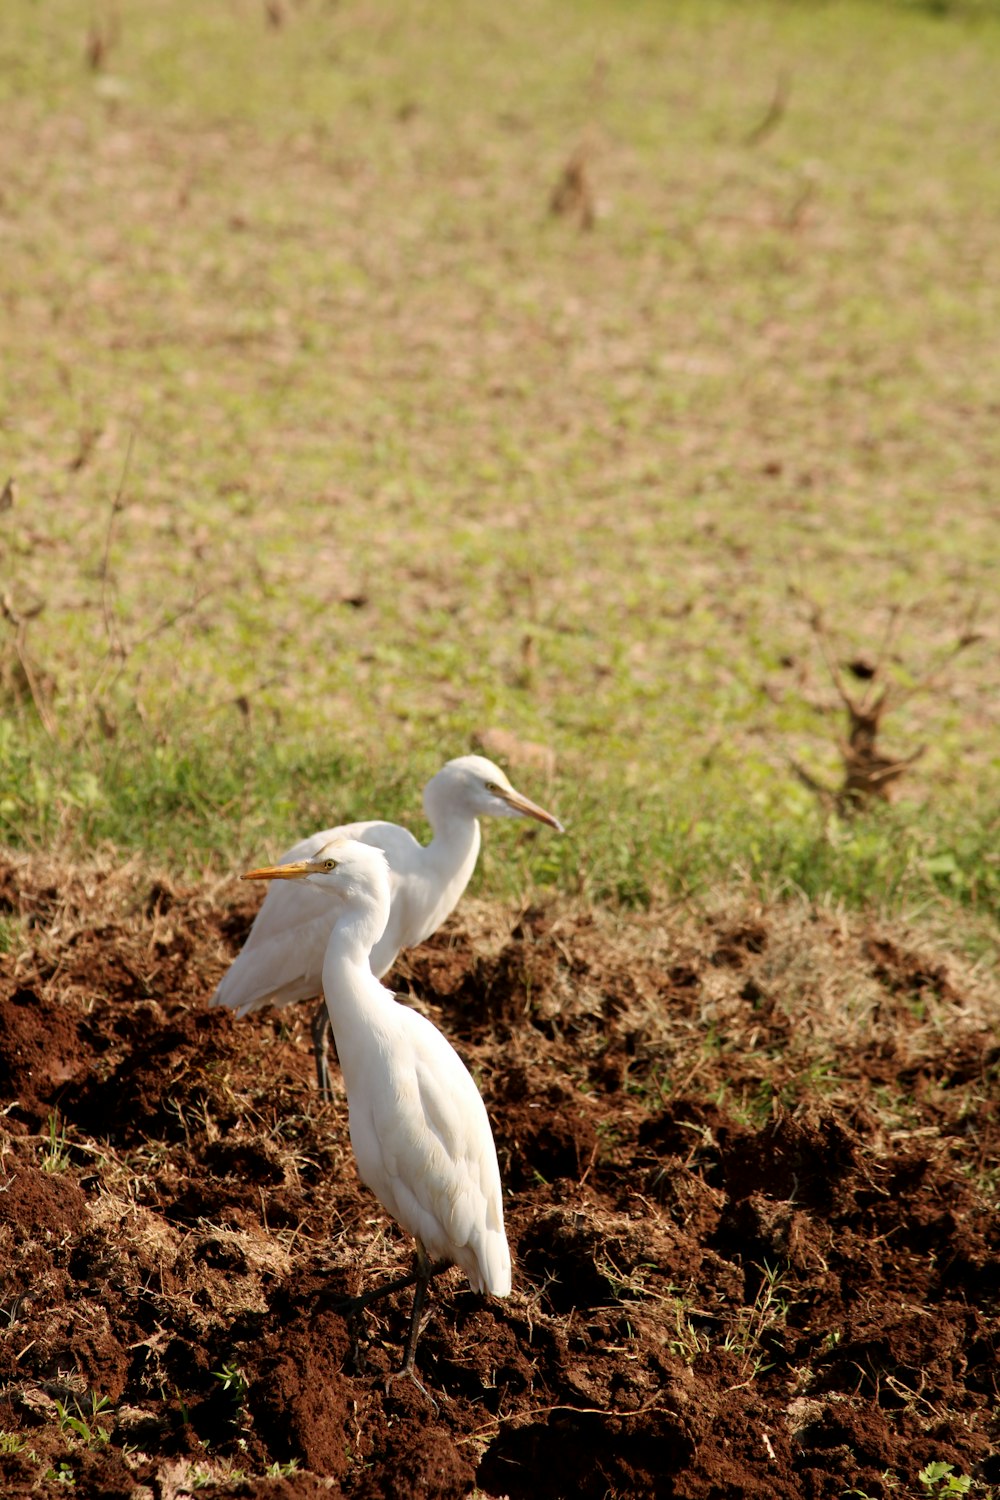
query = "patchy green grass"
xmin=1 ymin=0 xmax=998 ymax=918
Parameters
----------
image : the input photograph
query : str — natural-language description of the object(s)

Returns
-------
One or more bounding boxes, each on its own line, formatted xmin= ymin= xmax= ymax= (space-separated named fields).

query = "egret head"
xmin=242 ymin=837 xmax=392 ymax=909
xmin=425 ymin=754 xmax=564 ymax=832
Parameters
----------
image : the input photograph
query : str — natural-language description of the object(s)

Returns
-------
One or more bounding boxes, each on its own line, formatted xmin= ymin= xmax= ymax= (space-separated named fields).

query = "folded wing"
xmin=348 ymin=1005 xmax=511 ymax=1297
xmin=211 ymin=820 xmax=421 ymax=1014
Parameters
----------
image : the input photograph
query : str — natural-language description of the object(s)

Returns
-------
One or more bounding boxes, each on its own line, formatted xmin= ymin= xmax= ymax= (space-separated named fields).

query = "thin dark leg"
xmin=335 ymin=1269 xmax=420 ymax=1375
xmin=339 ymin=1268 xmax=420 ymax=1314
xmin=334 ymin=1255 xmax=447 ymax=1323
xmin=384 ymin=1247 xmax=449 ymax=1406
xmin=310 ymin=1000 xmax=333 ymax=1099
xmin=401 ymin=1248 xmax=434 ymax=1374
xmin=333 ymin=1247 xmax=448 ymax=1386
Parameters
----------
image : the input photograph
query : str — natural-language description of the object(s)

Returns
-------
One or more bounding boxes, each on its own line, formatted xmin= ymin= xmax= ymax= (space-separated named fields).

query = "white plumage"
xmin=212 ymin=755 xmax=562 ymax=1093
xmin=241 ymin=837 xmax=511 ymax=1371
xmin=341 ymin=966 xmax=511 ymax=1297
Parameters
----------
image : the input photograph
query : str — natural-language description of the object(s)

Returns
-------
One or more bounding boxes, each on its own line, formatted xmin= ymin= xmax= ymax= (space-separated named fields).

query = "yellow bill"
xmin=241 ymin=860 xmax=314 ymax=882
xmin=492 ymin=785 xmax=564 ymax=832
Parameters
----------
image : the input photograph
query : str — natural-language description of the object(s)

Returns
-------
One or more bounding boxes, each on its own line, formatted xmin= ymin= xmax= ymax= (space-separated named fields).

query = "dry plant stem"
xmin=122 ymin=584 xmax=219 ymax=662
xmin=98 ymin=430 xmax=134 ymax=674
xmin=790 ymin=598 xmax=981 ymax=813
xmin=743 ymin=70 xmax=791 ymax=147
xmin=1 ymin=594 xmax=56 ymax=740
xmin=549 ymin=145 xmax=596 ymax=230
xmin=87 ymin=432 xmax=220 ymax=723
xmin=882 ymin=599 xmax=985 ymax=716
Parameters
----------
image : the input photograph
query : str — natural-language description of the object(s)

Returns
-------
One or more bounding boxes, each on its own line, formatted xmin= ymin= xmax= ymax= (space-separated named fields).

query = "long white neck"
xmin=321 ymin=901 xmax=393 ymax=1034
xmin=422 ymin=788 xmax=482 ymax=896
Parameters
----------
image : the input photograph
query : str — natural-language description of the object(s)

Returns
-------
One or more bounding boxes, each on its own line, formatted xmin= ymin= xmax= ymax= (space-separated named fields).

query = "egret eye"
xmin=323 ymin=858 xmax=337 ymax=871
xmin=484 ymin=781 xmax=501 ymax=793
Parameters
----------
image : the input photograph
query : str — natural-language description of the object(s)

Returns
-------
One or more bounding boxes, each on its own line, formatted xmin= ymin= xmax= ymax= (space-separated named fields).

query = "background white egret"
xmin=242 ymin=837 xmax=512 ymax=1379
xmin=212 ymin=754 xmax=563 ymax=1094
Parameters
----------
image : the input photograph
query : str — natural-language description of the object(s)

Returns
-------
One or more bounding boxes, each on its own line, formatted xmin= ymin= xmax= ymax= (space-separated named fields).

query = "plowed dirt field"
xmin=1 ymin=856 xmax=998 ymax=1498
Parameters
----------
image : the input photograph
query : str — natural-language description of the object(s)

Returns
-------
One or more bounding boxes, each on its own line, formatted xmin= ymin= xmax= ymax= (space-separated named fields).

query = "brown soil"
xmin=1 ymin=855 xmax=999 ymax=1498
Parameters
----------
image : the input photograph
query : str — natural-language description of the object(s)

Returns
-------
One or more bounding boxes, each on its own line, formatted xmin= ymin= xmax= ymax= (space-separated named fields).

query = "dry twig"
xmin=98 ymin=430 xmax=135 ymax=670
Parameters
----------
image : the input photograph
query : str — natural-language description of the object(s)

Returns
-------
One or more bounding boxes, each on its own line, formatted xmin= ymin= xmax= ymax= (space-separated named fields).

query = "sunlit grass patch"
xmin=0 ymin=715 xmax=995 ymax=931
xmin=0 ymin=0 xmax=997 ymax=924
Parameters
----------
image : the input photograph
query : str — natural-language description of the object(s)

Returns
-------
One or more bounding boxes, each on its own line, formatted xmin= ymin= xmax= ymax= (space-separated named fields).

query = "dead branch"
xmin=85 ymin=7 xmax=121 ymax=71
xmin=127 ymin=583 xmax=219 ymax=657
xmin=788 ymin=758 xmax=835 ymax=813
xmin=791 ymin=597 xmax=979 ymax=814
xmin=86 ymin=580 xmax=221 ymax=738
xmin=882 ymin=596 xmax=984 ymax=713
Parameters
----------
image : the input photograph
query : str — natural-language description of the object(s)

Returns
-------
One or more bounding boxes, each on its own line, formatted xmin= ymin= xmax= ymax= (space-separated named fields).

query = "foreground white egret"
xmin=212 ymin=755 xmax=563 ymax=1094
xmin=242 ymin=837 xmax=512 ymax=1377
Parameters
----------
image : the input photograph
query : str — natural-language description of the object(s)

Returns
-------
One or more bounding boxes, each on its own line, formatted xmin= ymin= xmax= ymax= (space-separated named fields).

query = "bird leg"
xmin=400 ymin=1245 xmax=449 ymax=1375
xmin=334 ymin=1268 xmax=420 ymax=1374
xmin=400 ymin=1247 xmax=435 ymax=1375
xmin=333 ymin=1248 xmax=449 ymax=1386
xmin=310 ymin=1000 xmax=334 ymax=1099
xmin=338 ymin=1266 xmax=421 ymax=1314
xmin=379 ymin=1247 xmax=450 ymax=1408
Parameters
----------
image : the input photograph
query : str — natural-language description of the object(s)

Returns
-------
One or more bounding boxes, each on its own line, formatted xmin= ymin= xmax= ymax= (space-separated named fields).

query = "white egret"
xmin=211 ymin=755 xmax=563 ymax=1094
xmin=241 ymin=837 xmax=512 ymax=1378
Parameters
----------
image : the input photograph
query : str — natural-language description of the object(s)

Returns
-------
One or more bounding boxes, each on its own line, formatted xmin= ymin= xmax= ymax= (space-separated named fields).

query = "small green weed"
xmin=212 ymin=1363 xmax=249 ymax=1402
xmin=666 ymin=1301 xmax=711 ymax=1364
xmin=918 ymin=1463 xmax=973 ymax=1497
xmin=40 ymin=1114 xmax=71 ymax=1175
xmin=187 ymin=1466 xmax=220 ymax=1491
xmin=0 ymin=1430 xmax=35 ymax=1457
xmin=720 ymin=1261 xmax=792 ymax=1384
xmin=53 ymin=1393 xmax=111 ymax=1448
xmin=44 ymin=1461 xmax=76 ymax=1486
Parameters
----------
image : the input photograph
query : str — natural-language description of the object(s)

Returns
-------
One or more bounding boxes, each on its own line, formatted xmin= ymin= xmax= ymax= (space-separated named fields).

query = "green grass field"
xmin=1 ymin=0 xmax=998 ymax=926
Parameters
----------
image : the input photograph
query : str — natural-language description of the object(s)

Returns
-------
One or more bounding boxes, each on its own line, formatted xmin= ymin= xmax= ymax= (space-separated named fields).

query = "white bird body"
xmin=212 ymin=755 xmax=559 ymax=1022
xmin=241 ymin=837 xmax=512 ymax=1354
xmin=327 ymin=927 xmax=510 ymax=1296
xmin=214 ymin=815 xmax=479 ymax=1013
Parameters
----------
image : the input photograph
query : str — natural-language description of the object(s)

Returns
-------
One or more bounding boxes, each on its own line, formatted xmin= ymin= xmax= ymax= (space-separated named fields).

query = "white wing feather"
xmin=211 ymin=821 xmax=426 ymax=1015
xmin=344 ymin=1004 xmax=511 ymax=1297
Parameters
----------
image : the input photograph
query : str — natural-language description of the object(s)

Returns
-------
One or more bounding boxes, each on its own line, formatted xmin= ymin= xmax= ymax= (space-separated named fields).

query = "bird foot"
xmin=383 ymin=1365 xmax=439 ymax=1413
